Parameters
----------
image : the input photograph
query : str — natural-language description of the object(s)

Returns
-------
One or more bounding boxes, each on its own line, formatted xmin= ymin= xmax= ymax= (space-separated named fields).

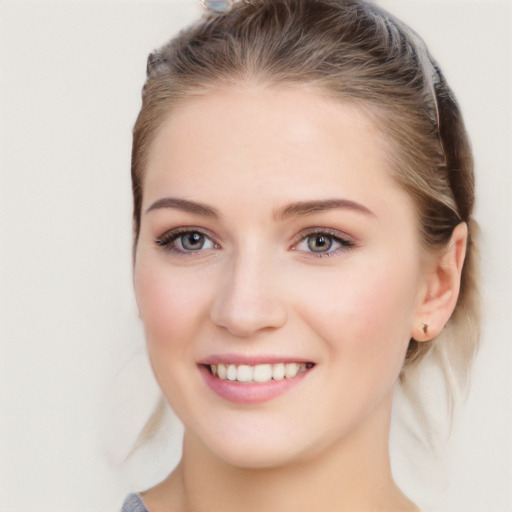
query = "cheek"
xmin=133 ymin=258 xmax=210 ymax=352
xmin=294 ymin=256 xmax=420 ymax=371
xmin=133 ymin=258 xmax=217 ymax=416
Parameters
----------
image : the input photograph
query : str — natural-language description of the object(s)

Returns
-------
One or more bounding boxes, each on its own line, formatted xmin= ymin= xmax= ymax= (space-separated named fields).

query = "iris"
xmin=307 ymin=234 xmax=333 ymax=253
xmin=181 ymin=232 xmax=206 ymax=251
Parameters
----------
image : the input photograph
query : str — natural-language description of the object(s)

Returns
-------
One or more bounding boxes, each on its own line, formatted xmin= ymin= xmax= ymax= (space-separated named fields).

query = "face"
xmin=134 ymin=86 xmax=429 ymax=469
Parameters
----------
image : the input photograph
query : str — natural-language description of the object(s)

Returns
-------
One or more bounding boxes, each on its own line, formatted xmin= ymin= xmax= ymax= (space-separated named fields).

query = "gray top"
xmin=120 ymin=493 xmax=149 ymax=512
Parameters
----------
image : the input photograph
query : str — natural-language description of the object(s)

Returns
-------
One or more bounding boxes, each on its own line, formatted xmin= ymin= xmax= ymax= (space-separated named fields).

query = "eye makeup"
xmin=155 ymin=225 xmax=356 ymax=259
xmin=155 ymin=227 xmax=220 ymax=255
xmin=291 ymin=227 xmax=356 ymax=258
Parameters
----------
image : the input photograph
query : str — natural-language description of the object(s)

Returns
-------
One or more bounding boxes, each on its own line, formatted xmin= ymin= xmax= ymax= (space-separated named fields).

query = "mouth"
xmin=204 ymin=362 xmax=315 ymax=383
xmin=198 ymin=360 xmax=315 ymax=404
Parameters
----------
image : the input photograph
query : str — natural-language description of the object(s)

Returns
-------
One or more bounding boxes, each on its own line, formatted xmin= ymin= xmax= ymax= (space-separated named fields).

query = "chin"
xmin=195 ymin=421 xmax=334 ymax=471
xmin=214 ymin=443 xmax=303 ymax=470
xmin=187 ymin=423 xmax=310 ymax=470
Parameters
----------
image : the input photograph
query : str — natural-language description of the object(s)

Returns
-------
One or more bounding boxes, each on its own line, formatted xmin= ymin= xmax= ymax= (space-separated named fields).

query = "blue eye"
xmin=295 ymin=230 xmax=353 ymax=256
xmin=156 ymin=229 xmax=217 ymax=253
xmin=180 ymin=232 xmax=208 ymax=251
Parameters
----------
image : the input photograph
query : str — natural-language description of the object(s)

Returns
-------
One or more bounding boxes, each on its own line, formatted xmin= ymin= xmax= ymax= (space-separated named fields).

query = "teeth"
xmin=272 ymin=363 xmax=285 ymax=380
xmin=227 ymin=364 xmax=237 ymax=381
xmin=253 ymin=364 xmax=272 ymax=383
xmin=217 ymin=363 xmax=227 ymax=379
xmin=209 ymin=362 xmax=309 ymax=383
xmin=237 ymin=364 xmax=253 ymax=382
xmin=285 ymin=362 xmax=299 ymax=378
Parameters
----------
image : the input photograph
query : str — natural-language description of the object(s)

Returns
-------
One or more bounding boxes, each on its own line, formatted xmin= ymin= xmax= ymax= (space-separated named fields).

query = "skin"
xmin=133 ymin=85 xmax=467 ymax=512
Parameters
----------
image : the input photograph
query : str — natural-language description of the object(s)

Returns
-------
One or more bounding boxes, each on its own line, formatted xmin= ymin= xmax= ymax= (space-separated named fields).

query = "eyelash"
xmin=292 ymin=228 xmax=355 ymax=258
xmin=155 ymin=227 xmax=355 ymax=257
xmin=155 ymin=227 xmax=219 ymax=255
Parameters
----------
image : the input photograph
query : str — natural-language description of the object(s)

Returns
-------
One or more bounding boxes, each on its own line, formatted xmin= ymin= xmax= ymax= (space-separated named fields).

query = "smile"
xmin=199 ymin=359 xmax=315 ymax=404
xmin=208 ymin=362 xmax=313 ymax=383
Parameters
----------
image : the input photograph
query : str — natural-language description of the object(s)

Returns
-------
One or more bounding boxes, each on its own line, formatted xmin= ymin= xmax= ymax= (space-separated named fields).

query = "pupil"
xmin=308 ymin=235 xmax=332 ymax=253
xmin=182 ymin=233 xmax=204 ymax=250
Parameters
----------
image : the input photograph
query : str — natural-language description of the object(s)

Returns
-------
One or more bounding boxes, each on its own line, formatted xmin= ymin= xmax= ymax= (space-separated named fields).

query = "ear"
xmin=412 ymin=222 xmax=467 ymax=341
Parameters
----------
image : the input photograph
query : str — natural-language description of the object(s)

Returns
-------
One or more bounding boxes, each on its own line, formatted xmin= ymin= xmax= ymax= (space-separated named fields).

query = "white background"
xmin=0 ymin=1 xmax=510 ymax=511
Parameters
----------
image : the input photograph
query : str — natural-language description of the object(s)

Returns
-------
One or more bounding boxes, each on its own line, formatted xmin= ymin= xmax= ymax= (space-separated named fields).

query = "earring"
xmin=421 ymin=323 xmax=429 ymax=335
xmin=200 ymin=0 xmax=235 ymax=13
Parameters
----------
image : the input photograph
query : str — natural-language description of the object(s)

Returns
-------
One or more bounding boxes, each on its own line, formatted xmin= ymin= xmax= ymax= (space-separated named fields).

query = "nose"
xmin=209 ymin=250 xmax=287 ymax=337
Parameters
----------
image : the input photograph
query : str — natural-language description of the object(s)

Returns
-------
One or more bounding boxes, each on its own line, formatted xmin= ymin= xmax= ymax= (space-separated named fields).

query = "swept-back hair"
xmin=131 ymin=0 xmax=480 ymax=435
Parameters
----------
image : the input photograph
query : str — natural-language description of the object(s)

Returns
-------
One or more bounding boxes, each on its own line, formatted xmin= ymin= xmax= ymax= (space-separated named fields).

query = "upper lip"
xmin=198 ymin=354 xmax=314 ymax=366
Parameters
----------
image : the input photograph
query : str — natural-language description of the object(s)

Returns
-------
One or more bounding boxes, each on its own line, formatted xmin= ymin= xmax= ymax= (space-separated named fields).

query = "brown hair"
xmin=131 ymin=0 xmax=479 ymax=410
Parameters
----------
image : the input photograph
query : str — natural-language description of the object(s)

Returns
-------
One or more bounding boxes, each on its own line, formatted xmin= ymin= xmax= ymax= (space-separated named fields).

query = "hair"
xmin=131 ymin=0 xmax=480 ymax=424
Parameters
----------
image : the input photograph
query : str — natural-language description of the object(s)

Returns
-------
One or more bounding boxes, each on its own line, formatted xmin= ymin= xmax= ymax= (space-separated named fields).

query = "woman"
xmin=121 ymin=0 xmax=479 ymax=510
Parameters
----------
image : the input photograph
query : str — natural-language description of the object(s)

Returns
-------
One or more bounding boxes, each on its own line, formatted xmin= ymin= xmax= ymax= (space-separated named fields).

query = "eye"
xmin=294 ymin=229 xmax=354 ymax=256
xmin=156 ymin=228 xmax=218 ymax=254
xmin=306 ymin=234 xmax=335 ymax=253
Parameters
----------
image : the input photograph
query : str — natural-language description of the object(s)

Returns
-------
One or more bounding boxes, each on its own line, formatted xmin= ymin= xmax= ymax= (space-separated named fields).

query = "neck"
xmin=143 ymin=394 xmax=417 ymax=512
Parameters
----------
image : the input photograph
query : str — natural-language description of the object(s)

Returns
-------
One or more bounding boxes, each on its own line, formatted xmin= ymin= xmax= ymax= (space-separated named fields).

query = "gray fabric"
xmin=120 ymin=493 xmax=149 ymax=512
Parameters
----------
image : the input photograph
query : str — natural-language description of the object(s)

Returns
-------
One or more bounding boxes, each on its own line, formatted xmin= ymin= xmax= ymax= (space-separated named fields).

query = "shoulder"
xmin=119 ymin=493 xmax=149 ymax=512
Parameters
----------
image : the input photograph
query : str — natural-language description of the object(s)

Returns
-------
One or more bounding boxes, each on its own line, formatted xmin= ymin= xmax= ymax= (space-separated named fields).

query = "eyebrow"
xmin=145 ymin=197 xmax=219 ymax=218
xmin=144 ymin=197 xmax=373 ymax=220
xmin=275 ymin=198 xmax=374 ymax=220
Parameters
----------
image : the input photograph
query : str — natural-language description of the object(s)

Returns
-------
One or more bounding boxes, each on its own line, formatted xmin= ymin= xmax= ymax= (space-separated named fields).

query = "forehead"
xmin=143 ymin=85 xmax=411 ymax=217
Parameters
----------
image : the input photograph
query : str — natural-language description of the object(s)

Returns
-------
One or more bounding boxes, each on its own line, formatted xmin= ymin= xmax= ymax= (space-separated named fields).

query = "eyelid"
xmin=291 ymin=227 xmax=356 ymax=255
xmin=155 ymin=226 xmax=220 ymax=254
xmin=154 ymin=225 xmax=355 ymax=257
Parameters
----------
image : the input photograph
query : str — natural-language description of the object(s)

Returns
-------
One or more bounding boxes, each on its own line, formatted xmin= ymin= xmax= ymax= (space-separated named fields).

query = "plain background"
xmin=0 ymin=1 xmax=510 ymax=511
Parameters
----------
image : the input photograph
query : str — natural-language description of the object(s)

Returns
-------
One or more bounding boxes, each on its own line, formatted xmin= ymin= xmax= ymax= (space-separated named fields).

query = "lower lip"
xmin=199 ymin=365 xmax=311 ymax=405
